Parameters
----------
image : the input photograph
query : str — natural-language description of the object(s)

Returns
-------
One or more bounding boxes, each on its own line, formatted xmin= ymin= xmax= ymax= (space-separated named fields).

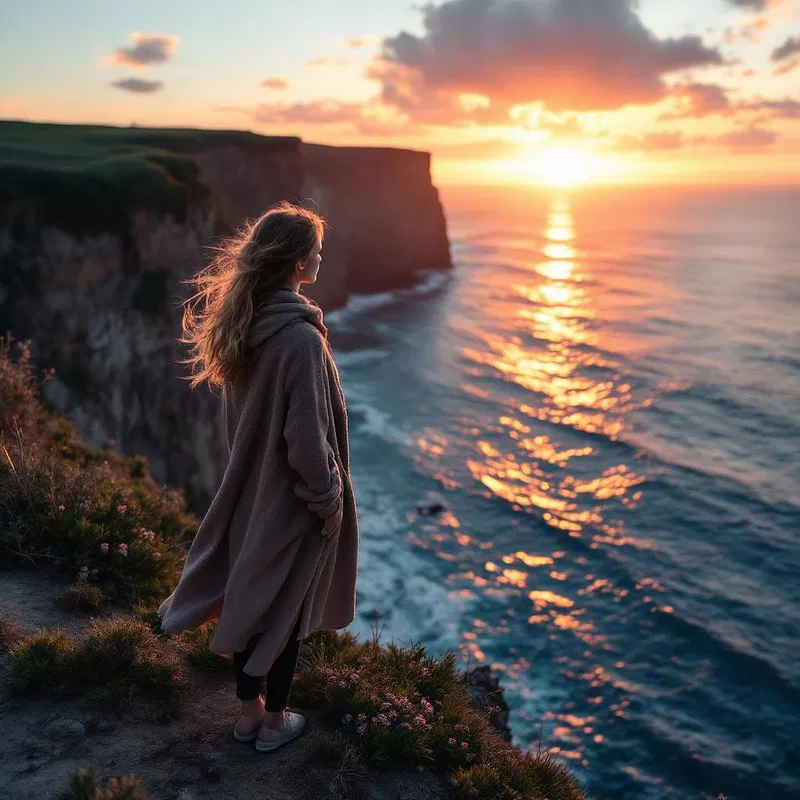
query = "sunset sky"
xmin=1 ymin=0 xmax=798 ymax=186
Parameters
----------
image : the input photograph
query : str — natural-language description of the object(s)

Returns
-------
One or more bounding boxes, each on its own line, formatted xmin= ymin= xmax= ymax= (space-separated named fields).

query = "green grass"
xmin=177 ymin=620 xmax=232 ymax=673
xmin=294 ymin=628 xmax=586 ymax=799
xmin=8 ymin=618 xmax=184 ymax=717
xmin=0 ymin=119 xmax=300 ymax=237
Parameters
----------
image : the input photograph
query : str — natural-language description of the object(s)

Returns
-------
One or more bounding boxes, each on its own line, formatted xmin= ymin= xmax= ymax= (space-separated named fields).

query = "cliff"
xmin=0 ymin=120 xmax=451 ymax=513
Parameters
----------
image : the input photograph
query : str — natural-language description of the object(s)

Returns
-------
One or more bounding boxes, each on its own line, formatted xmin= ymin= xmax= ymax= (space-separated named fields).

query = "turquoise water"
xmin=328 ymin=185 xmax=800 ymax=800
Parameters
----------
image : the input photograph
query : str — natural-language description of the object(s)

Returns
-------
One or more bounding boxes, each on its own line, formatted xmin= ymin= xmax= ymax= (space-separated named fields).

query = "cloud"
xmin=772 ymin=36 xmax=800 ymax=61
xmin=260 ymin=77 xmax=290 ymax=90
xmin=725 ymin=0 xmax=768 ymax=8
xmin=305 ymin=57 xmax=352 ymax=67
xmin=111 ymin=78 xmax=163 ymax=94
xmin=375 ymin=0 xmax=723 ymax=122
xmin=510 ymin=104 xmax=586 ymax=137
xmin=660 ymin=82 xmax=732 ymax=119
xmin=104 ymin=33 xmax=178 ymax=68
xmin=433 ymin=138 xmax=524 ymax=159
xmin=343 ymin=35 xmax=378 ymax=49
xmin=774 ymin=57 xmax=800 ymax=75
xmin=714 ymin=126 xmax=777 ymax=149
xmin=613 ymin=131 xmax=685 ymax=152
xmin=219 ymin=99 xmax=363 ymax=125
xmin=739 ymin=97 xmax=800 ymax=118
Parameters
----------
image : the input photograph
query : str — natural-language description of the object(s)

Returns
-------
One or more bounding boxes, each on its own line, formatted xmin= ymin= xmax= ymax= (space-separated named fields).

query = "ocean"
xmin=324 ymin=185 xmax=800 ymax=800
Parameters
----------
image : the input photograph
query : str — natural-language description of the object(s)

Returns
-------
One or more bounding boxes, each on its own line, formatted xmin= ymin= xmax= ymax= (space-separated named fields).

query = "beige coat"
xmin=158 ymin=289 xmax=359 ymax=676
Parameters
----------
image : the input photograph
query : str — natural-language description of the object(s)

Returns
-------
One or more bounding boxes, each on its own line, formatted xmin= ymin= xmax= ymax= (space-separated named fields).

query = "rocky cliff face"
xmin=0 ymin=124 xmax=452 ymax=513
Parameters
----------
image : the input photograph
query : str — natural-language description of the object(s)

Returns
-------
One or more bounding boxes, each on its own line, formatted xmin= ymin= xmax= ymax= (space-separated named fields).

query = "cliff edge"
xmin=0 ymin=120 xmax=452 ymax=513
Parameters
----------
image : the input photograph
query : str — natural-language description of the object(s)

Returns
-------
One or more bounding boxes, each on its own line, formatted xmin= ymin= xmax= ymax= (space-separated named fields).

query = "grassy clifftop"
xmin=0 ymin=120 xmax=300 ymax=236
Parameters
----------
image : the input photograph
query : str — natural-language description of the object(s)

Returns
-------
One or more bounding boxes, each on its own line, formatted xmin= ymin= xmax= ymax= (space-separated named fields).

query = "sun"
xmin=529 ymin=144 xmax=593 ymax=187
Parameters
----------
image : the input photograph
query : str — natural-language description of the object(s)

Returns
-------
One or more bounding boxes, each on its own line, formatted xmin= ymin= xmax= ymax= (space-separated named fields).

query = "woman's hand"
xmin=322 ymin=504 xmax=343 ymax=538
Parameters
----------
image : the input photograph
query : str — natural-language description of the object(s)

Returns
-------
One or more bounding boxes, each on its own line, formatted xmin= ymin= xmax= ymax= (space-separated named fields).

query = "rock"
xmin=44 ymin=718 xmax=85 ymax=740
xmin=176 ymin=790 xmax=196 ymax=800
xmin=416 ymin=501 xmax=448 ymax=516
xmin=463 ymin=665 xmax=512 ymax=742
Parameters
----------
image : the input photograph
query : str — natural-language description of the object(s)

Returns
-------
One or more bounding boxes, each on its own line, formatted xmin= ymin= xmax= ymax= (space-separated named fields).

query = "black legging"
xmin=232 ymin=613 xmax=303 ymax=711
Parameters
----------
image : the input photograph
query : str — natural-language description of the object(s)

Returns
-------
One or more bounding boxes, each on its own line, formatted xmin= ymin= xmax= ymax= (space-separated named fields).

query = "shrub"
xmin=294 ymin=630 xmax=585 ymax=799
xmin=177 ymin=621 xmax=231 ymax=673
xmin=0 ymin=333 xmax=197 ymax=608
xmin=55 ymin=768 xmax=154 ymax=800
xmin=8 ymin=627 xmax=73 ymax=694
xmin=60 ymin=583 xmax=105 ymax=614
xmin=306 ymin=729 xmax=370 ymax=800
xmin=9 ymin=619 xmax=184 ymax=717
xmin=449 ymin=748 xmax=587 ymax=800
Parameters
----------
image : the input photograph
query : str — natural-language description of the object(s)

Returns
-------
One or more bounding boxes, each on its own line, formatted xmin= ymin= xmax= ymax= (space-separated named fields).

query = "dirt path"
xmin=0 ymin=571 xmax=449 ymax=800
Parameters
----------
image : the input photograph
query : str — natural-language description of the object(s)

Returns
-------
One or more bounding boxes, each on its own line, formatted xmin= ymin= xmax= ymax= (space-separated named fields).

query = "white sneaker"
xmin=254 ymin=710 xmax=306 ymax=752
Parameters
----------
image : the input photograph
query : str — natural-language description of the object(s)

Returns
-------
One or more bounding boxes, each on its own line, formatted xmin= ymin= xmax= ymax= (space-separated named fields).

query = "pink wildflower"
xmin=460 ymin=741 xmax=468 ymax=750
xmin=99 ymin=542 xmax=109 ymax=553
xmin=58 ymin=505 xmax=65 ymax=512
xmin=356 ymin=713 xmax=367 ymax=724
xmin=356 ymin=724 xmax=367 ymax=736
xmin=117 ymin=504 xmax=127 ymax=513
xmin=388 ymin=709 xmax=398 ymax=721
xmin=117 ymin=543 xmax=128 ymax=556
xmin=372 ymin=714 xmax=390 ymax=726
xmin=448 ymin=737 xmax=456 ymax=746
xmin=413 ymin=714 xmax=427 ymax=727
xmin=400 ymin=722 xmax=413 ymax=730
xmin=420 ymin=699 xmax=434 ymax=716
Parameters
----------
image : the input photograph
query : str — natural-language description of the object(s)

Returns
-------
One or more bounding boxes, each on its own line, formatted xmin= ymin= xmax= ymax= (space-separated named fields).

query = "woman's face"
xmin=297 ymin=238 xmax=322 ymax=285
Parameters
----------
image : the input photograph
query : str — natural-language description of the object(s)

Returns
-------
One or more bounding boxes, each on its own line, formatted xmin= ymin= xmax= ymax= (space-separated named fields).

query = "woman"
xmin=158 ymin=201 xmax=359 ymax=753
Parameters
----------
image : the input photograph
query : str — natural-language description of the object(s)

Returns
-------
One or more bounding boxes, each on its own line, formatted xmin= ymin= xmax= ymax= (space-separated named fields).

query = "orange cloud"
xmin=219 ymin=99 xmax=363 ymax=125
xmin=260 ymin=77 xmax=290 ymax=90
xmin=660 ymin=83 xmax=732 ymax=119
xmin=343 ymin=35 xmax=378 ymax=50
xmin=305 ymin=57 xmax=351 ymax=68
xmin=103 ymin=33 xmax=178 ymax=69
xmin=773 ymin=58 xmax=800 ymax=75
xmin=715 ymin=127 xmax=778 ymax=149
xmin=612 ymin=132 xmax=685 ymax=152
xmin=376 ymin=0 xmax=723 ymax=119
xmin=433 ymin=139 xmax=524 ymax=160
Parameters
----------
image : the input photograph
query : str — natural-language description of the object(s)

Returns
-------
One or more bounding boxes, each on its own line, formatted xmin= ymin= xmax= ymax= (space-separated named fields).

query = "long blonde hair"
xmin=177 ymin=201 xmax=325 ymax=392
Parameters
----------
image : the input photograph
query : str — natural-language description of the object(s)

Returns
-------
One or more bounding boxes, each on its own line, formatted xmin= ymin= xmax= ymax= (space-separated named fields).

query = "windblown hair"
xmin=177 ymin=201 xmax=326 ymax=392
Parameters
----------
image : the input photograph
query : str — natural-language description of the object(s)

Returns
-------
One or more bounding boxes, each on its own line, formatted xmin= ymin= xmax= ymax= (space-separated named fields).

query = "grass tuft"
xmin=177 ymin=621 xmax=232 ymax=673
xmin=9 ymin=618 xmax=184 ymax=717
xmin=60 ymin=583 xmax=105 ymax=613
xmin=55 ymin=767 xmax=155 ymax=800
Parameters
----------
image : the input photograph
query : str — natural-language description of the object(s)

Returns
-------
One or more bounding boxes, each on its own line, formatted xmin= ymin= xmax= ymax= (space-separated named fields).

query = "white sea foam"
xmin=346 ymin=472 xmax=476 ymax=659
xmin=325 ymin=269 xmax=451 ymax=330
xmin=332 ymin=348 xmax=390 ymax=368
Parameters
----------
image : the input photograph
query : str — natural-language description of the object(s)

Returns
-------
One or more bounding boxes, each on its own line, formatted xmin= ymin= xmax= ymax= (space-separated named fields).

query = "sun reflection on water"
xmin=406 ymin=195 xmax=664 ymax=773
